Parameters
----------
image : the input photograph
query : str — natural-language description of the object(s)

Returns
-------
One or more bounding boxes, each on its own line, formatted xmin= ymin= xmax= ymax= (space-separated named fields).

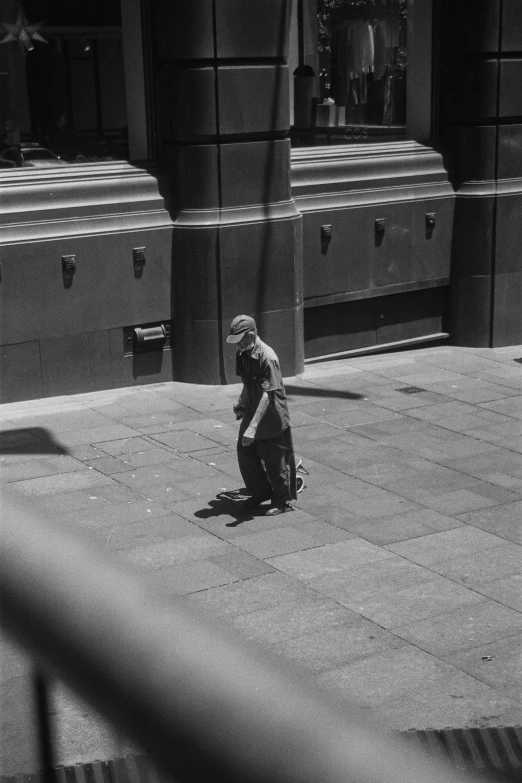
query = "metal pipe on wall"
xmin=0 ymin=490 xmax=476 ymax=783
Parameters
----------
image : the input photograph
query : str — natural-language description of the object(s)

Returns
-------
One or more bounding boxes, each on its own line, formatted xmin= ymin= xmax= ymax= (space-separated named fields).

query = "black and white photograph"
xmin=1 ymin=1 xmax=521 ymax=782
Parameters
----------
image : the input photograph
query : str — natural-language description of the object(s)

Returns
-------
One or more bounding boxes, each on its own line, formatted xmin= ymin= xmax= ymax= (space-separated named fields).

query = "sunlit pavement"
xmin=2 ymin=344 xmax=522 ymax=773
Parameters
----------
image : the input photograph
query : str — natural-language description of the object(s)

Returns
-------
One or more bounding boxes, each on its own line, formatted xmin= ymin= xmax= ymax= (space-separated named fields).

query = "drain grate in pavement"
xmin=2 ymin=727 xmax=521 ymax=783
xmin=396 ymin=386 xmax=428 ymax=394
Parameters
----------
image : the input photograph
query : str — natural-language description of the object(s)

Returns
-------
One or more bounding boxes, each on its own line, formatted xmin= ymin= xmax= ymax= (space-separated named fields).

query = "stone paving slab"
xmin=83 ymin=455 xmax=136 ymax=475
xmin=105 ymin=463 xmax=191 ymax=490
xmin=314 ymin=473 xmax=406 ymax=498
xmin=472 ymin=574 xmax=522 ymax=612
xmin=425 ymin=379 xmax=522 ymax=404
xmin=230 ymin=596 xmax=360 ymax=647
xmin=392 ymin=601 xmax=522 ymax=656
xmin=308 ymin=556 xmax=444 ymax=604
xmin=398 ymin=487 xmax=518 ymax=515
xmin=323 ymin=512 xmax=441 ymax=546
xmin=1 ymin=410 xmax=114 ymax=432
xmin=342 ymin=508 xmax=464 ymax=547
xmin=90 ymin=436 xmax=161 ymax=456
xmin=97 ymin=409 xmax=208 ymax=432
xmin=465 ymin=426 xmax=522 ymax=454
xmin=34 ymin=483 xmax=140 ymax=513
xmin=373 ymin=680 xmax=521 ymax=732
xmin=54 ymin=500 xmax=172 ymax=530
xmin=138 ymin=429 xmax=219 ymax=452
xmin=316 ymin=645 xmax=510 ymax=712
xmin=441 ymin=450 xmax=522 ymax=488
xmin=232 ymin=520 xmax=355 ymax=560
xmin=187 ymin=571 xmax=320 ymax=616
xmin=365 ymin=390 xmax=453 ymax=412
xmin=0 ymin=455 xmax=87 ymax=483
xmin=206 ymin=550 xmax=275 ymax=580
xmin=86 ymin=513 xmax=206 ymax=551
xmin=1 ymin=344 xmax=522 ymax=773
xmin=113 ymin=447 xmax=182 ymax=470
xmin=119 ymin=535 xmax=234 ymax=570
xmin=269 ymin=617 xmax=407 ymax=673
xmin=310 ymin=407 xmax=402 ymax=428
xmin=390 ymin=507 xmax=466 ymax=531
xmin=367 ymin=428 xmax=501 ymax=461
xmin=47 ymin=425 xmax=143 ymax=446
xmin=457 ymin=501 xmax=522 ymax=544
xmin=138 ymin=559 xmax=240 ymax=596
xmin=9 ymin=469 xmax=114 ymax=496
xmin=400 ymin=400 xmax=516 ymax=431
xmin=349 ymin=576 xmax=488 ymax=630
xmin=65 ymin=444 xmax=112 ymax=461
xmin=442 ymin=634 xmax=522 ymax=703
xmin=338 ymin=492 xmax=422 ymax=519
xmin=384 ymin=526 xmax=508 ymax=565
xmin=478 ymin=396 xmax=522 ymax=418
xmin=266 ymin=538 xmax=395 ymax=581
xmin=178 ymin=473 xmax=248 ymax=497
xmin=428 ymin=543 xmax=522 ymax=586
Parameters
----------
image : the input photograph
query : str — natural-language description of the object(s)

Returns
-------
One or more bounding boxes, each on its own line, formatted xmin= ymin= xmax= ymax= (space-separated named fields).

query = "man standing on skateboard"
xmin=226 ymin=315 xmax=297 ymax=516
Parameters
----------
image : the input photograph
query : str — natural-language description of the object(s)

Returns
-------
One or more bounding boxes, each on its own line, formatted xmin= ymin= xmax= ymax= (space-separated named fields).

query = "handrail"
xmin=0 ymin=490 xmax=477 ymax=783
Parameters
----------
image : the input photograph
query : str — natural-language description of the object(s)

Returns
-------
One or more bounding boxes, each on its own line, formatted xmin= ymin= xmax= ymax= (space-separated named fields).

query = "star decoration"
xmin=0 ymin=6 xmax=47 ymax=52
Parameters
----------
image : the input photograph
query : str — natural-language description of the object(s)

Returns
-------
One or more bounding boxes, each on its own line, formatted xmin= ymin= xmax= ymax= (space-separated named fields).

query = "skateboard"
xmin=295 ymin=457 xmax=308 ymax=493
xmin=218 ymin=457 xmax=308 ymax=501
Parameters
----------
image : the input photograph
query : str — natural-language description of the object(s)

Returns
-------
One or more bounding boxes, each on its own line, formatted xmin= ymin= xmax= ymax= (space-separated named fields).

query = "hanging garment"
xmin=373 ymin=21 xmax=387 ymax=79
xmin=345 ymin=20 xmax=375 ymax=79
xmin=335 ymin=20 xmax=374 ymax=105
xmin=383 ymin=72 xmax=394 ymax=125
xmin=346 ymin=72 xmax=368 ymax=106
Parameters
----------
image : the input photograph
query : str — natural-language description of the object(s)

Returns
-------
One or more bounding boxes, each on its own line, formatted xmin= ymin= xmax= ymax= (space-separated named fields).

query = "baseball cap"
xmin=226 ymin=315 xmax=257 ymax=343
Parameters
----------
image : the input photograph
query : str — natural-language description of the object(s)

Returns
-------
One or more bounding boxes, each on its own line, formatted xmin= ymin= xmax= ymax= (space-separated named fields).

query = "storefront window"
xmin=290 ymin=0 xmax=407 ymax=146
xmin=0 ymin=0 xmax=129 ymax=168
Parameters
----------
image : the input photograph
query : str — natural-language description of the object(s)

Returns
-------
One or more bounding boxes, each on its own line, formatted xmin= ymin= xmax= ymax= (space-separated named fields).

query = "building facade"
xmin=1 ymin=0 xmax=521 ymax=403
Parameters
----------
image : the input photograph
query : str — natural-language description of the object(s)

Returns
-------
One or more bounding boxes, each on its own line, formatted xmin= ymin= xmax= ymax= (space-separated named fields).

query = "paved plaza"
xmin=1 ymin=344 xmax=522 ymax=773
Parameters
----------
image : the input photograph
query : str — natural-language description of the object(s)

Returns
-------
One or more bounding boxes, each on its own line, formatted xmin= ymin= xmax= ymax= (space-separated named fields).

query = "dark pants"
xmin=237 ymin=424 xmax=297 ymax=506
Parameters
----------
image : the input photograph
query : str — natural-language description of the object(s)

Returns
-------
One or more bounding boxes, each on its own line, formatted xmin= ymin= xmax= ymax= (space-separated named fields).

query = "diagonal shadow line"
xmin=284 ymin=384 xmax=363 ymax=400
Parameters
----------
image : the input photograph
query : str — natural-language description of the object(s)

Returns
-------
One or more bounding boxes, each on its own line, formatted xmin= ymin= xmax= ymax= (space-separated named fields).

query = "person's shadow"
xmin=194 ymin=494 xmax=260 ymax=527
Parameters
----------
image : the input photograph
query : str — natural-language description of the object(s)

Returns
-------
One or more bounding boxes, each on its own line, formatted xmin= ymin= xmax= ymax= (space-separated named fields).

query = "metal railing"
xmin=0 ymin=490 xmax=480 ymax=783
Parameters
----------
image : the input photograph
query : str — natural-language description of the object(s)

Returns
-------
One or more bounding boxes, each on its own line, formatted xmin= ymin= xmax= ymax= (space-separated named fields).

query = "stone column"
xmin=152 ymin=0 xmax=303 ymax=382
xmin=441 ymin=0 xmax=522 ymax=346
